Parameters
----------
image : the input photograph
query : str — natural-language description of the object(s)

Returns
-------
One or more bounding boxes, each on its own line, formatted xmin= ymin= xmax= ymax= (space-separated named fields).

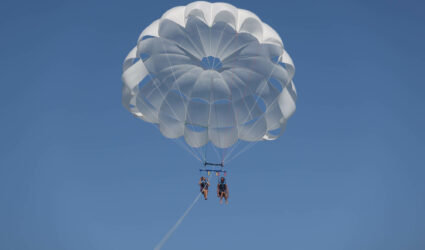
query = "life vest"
xmin=218 ymin=182 xmax=226 ymax=192
xmin=201 ymin=180 xmax=208 ymax=188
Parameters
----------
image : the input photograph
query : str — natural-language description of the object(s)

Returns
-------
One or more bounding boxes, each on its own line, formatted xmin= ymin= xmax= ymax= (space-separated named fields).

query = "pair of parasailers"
xmin=199 ymin=176 xmax=229 ymax=205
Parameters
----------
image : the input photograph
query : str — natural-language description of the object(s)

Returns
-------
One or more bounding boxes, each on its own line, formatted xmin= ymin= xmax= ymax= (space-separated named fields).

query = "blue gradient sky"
xmin=1 ymin=0 xmax=425 ymax=249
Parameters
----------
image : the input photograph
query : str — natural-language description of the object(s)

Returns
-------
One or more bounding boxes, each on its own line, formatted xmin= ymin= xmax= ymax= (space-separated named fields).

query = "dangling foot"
xmin=220 ymin=199 xmax=223 ymax=205
xmin=225 ymin=200 xmax=228 ymax=205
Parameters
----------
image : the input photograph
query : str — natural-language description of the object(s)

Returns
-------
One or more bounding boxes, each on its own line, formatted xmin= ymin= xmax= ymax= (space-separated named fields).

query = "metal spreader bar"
xmin=203 ymin=161 xmax=224 ymax=167
xmin=199 ymin=169 xmax=227 ymax=173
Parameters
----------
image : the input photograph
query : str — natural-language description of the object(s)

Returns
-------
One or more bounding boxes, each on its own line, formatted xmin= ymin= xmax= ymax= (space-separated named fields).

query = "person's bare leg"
xmin=224 ymin=193 xmax=228 ymax=205
xmin=219 ymin=192 xmax=223 ymax=204
xmin=205 ymin=190 xmax=208 ymax=200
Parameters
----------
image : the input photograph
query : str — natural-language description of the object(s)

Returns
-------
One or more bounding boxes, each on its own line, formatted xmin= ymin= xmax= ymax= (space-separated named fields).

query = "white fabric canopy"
xmin=122 ymin=1 xmax=296 ymax=149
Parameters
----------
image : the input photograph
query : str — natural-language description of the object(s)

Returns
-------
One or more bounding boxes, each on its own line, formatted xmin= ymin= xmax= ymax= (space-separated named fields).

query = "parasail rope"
xmin=143 ymin=121 xmax=203 ymax=163
xmin=153 ymin=192 xmax=202 ymax=250
xmin=153 ymin=174 xmax=210 ymax=250
xmin=225 ymin=140 xmax=259 ymax=164
xmin=172 ymin=137 xmax=203 ymax=163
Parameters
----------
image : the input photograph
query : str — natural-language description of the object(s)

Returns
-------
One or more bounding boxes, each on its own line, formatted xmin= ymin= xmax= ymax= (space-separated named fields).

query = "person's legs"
xmin=224 ymin=193 xmax=228 ymax=205
xmin=205 ymin=190 xmax=208 ymax=200
xmin=219 ymin=192 xmax=223 ymax=204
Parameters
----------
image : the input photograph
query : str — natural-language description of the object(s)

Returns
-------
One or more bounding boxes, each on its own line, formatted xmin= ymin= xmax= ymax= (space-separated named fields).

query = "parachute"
xmin=122 ymin=1 xmax=297 ymax=165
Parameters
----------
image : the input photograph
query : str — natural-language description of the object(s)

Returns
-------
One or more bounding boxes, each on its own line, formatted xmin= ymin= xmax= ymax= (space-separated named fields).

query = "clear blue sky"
xmin=1 ymin=0 xmax=425 ymax=249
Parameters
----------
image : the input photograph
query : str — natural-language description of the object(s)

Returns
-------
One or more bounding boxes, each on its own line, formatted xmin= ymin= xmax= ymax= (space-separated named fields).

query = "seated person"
xmin=217 ymin=177 xmax=229 ymax=204
xmin=199 ymin=176 xmax=209 ymax=200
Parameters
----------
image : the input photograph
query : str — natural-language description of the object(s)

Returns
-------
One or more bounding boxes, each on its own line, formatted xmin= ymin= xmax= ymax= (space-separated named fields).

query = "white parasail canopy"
xmin=122 ymin=1 xmax=297 ymax=150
